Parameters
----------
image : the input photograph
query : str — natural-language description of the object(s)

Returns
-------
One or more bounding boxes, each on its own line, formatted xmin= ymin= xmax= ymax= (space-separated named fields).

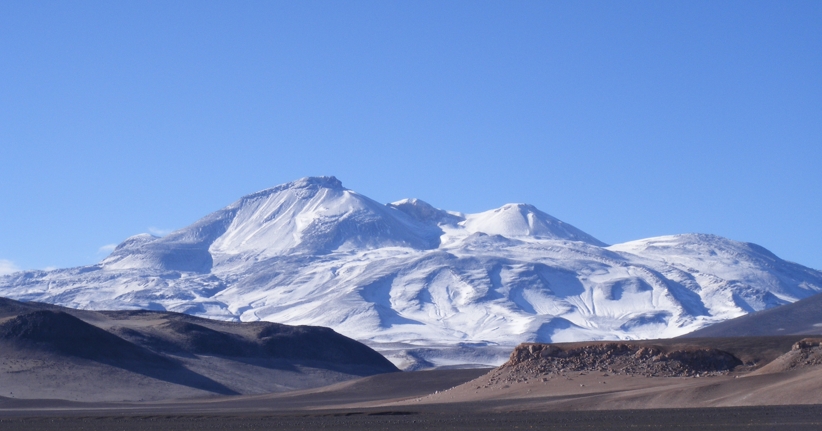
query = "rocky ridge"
xmin=754 ymin=338 xmax=822 ymax=374
xmin=500 ymin=342 xmax=742 ymax=379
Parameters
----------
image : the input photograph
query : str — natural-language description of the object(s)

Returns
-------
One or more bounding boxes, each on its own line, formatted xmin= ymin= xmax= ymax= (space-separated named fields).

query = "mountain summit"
xmin=100 ymin=176 xmax=602 ymax=273
xmin=2 ymin=177 xmax=821 ymax=369
xmin=102 ymin=176 xmax=443 ymax=273
xmin=461 ymin=203 xmax=606 ymax=245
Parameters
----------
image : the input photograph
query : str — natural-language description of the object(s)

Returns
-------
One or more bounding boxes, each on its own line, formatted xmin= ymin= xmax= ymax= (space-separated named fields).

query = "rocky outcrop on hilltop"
xmin=502 ymin=342 xmax=742 ymax=378
xmin=754 ymin=338 xmax=822 ymax=374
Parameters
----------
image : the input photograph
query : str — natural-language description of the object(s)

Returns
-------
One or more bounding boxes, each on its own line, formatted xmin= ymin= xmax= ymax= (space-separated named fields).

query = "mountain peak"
xmin=203 ymin=176 xmax=442 ymax=258
xmin=387 ymin=198 xmax=463 ymax=226
xmin=290 ymin=176 xmax=343 ymax=190
xmin=463 ymin=203 xmax=607 ymax=246
xmin=240 ymin=176 xmax=344 ymax=203
xmin=501 ymin=203 xmax=535 ymax=210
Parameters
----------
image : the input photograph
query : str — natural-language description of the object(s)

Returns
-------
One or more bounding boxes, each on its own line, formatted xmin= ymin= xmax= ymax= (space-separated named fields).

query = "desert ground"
xmin=4 ymin=296 xmax=822 ymax=429
xmin=3 ymin=406 xmax=822 ymax=431
xmin=5 ymin=336 xmax=822 ymax=430
xmin=3 ymin=370 xmax=822 ymax=430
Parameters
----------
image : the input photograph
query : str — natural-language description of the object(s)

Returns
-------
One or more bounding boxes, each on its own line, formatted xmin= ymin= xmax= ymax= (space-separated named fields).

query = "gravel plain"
xmin=3 ymin=405 xmax=822 ymax=431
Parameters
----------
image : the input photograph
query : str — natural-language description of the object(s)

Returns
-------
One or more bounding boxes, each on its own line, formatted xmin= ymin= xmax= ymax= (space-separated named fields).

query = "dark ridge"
xmin=682 ymin=291 xmax=822 ymax=338
xmin=255 ymin=323 xmax=397 ymax=371
xmin=0 ymin=310 xmax=239 ymax=395
xmin=0 ymin=297 xmax=400 ymax=392
xmin=0 ymin=310 xmax=159 ymax=362
xmin=0 ymin=297 xmax=43 ymax=318
xmin=110 ymin=326 xmax=192 ymax=356
xmin=163 ymin=320 xmax=253 ymax=356
xmin=107 ymin=312 xmax=399 ymax=373
xmin=98 ymin=308 xmax=176 ymax=320
xmin=95 ymin=309 xmax=398 ymax=372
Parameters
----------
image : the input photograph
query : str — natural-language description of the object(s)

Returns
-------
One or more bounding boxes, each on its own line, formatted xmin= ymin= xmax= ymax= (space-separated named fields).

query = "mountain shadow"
xmin=0 ymin=310 xmax=239 ymax=395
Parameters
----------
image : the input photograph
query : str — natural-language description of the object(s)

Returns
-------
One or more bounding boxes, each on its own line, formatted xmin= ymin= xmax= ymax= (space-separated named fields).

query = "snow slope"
xmin=2 ymin=176 xmax=821 ymax=369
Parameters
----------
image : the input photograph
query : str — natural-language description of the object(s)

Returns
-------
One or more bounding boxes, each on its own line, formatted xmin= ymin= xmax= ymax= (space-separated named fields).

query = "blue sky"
xmin=1 ymin=1 xmax=820 ymax=273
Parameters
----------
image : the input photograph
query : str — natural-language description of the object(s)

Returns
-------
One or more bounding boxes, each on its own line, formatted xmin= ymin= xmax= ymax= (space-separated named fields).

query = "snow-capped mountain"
xmin=2 ymin=176 xmax=821 ymax=369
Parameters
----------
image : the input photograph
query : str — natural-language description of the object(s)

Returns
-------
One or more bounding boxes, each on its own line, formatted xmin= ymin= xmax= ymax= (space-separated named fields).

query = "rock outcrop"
xmin=754 ymin=338 xmax=822 ymax=374
xmin=503 ymin=342 xmax=742 ymax=378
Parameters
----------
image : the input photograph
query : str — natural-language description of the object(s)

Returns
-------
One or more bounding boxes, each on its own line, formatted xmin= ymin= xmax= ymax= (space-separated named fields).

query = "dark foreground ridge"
xmin=1 ymin=310 xmax=171 ymax=364
xmin=0 ymin=297 xmax=398 ymax=400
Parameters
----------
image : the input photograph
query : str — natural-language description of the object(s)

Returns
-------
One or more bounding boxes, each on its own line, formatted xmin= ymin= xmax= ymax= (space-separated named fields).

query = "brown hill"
xmin=752 ymin=338 xmax=822 ymax=374
xmin=0 ymin=297 xmax=397 ymax=402
xmin=397 ymin=337 xmax=822 ymax=411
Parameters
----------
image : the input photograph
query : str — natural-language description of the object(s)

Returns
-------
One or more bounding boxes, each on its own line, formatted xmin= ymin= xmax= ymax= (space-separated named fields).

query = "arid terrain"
xmin=4 ymin=296 xmax=822 ymax=429
xmin=0 ymin=297 xmax=398 ymax=401
xmin=405 ymin=337 xmax=822 ymax=410
xmin=4 ymin=335 xmax=822 ymax=429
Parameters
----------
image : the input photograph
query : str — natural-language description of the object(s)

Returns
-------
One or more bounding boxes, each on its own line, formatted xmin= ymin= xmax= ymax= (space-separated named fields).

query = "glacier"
xmin=2 ymin=176 xmax=821 ymax=369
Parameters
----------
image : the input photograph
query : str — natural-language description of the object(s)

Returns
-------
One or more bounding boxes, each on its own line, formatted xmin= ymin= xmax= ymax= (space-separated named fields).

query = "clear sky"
xmin=1 ymin=1 xmax=820 ymax=273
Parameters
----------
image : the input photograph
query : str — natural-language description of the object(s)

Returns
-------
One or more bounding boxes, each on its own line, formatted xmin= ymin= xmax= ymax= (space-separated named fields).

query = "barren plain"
xmin=5 ymin=296 xmax=822 ymax=430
